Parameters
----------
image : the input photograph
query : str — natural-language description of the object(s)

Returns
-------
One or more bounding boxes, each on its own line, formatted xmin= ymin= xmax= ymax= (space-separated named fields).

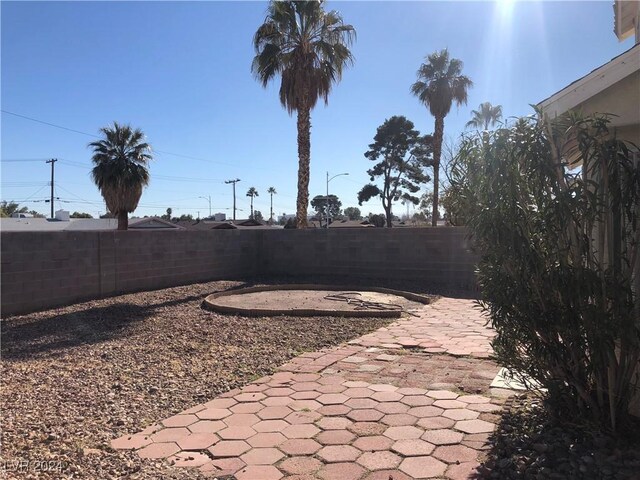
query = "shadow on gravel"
xmin=1 ymin=295 xmax=202 ymax=360
xmin=475 ymin=395 xmax=640 ymax=480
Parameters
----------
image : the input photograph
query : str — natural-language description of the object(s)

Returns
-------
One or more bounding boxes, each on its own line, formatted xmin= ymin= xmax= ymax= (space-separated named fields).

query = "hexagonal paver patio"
xmin=112 ymin=298 xmax=509 ymax=479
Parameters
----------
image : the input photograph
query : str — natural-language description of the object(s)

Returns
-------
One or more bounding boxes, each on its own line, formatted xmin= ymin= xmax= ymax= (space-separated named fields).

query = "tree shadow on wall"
xmin=1 ymin=294 xmax=202 ymax=361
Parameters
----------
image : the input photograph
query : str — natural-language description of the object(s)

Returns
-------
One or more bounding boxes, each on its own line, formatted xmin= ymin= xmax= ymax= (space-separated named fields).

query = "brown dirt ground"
xmin=0 ymin=280 xmax=402 ymax=479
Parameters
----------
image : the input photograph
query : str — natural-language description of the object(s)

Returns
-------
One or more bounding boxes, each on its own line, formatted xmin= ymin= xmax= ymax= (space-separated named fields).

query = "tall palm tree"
xmin=246 ymin=187 xmax=259 ymax=219
xmin=252 ymin=0 xmax=355 ymax=228
xmin=89 ymin=122 xmax=152 ymax=230
xmin=465 ymin=102 xmax=502 ymax=130
xmin=267 ymin=186 xmax=277 ymax=224
xmin=411 ymin=49 xmax=472 ymax=226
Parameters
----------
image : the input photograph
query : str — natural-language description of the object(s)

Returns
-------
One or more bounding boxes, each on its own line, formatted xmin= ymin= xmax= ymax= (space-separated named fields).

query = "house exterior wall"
xmin=0 ymin=227 xmax=477 ymax=316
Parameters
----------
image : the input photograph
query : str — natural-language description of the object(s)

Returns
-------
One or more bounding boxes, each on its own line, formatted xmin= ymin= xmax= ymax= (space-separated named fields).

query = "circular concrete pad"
xmin=204 ymin=285 xmax=431 ymax=318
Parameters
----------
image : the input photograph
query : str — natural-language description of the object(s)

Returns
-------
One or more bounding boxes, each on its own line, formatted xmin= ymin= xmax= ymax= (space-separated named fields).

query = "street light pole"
xmin=326 ymin=172 xmax=349 ymax=229
xmin=199 ymin=195 xmax=211 ymax=218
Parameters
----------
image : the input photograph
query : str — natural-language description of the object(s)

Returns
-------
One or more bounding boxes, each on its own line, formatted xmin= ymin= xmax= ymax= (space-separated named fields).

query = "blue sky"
xmin=1 ymin=1 xmax=635 ymax=219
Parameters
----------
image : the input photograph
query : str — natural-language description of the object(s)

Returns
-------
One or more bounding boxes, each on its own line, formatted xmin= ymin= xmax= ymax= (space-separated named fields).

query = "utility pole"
xmin=199 ymin=195 xmax=212 ymax=218
xmin=225 ymin=178 xmax=241 ymax=221
xmin=46 ymin=158 xmax=57 ymax=218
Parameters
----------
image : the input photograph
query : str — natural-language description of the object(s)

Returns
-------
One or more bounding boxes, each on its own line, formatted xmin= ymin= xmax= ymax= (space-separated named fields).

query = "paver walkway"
xmin=112 ymin=298 xmax=508 ymax=479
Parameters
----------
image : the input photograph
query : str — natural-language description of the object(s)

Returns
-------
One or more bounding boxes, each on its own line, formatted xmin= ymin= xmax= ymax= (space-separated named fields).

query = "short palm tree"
xmin=465 ymin=102 xmax=502 ymax=130
xmin=246 ymin=187 xmax=259 ymax=219
xmin=252 ymin=0 xmax=355 ymax=228
xmin=267 ymin=186 xmax=277 ymax=224
xmin=89 ymin=122 xmax=152 ymax=230
xmin=411 ymin=49 xmax=472 ymax=226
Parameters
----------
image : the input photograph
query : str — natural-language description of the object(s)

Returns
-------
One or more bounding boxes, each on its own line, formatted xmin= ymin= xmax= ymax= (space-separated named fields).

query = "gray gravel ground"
xmin=480 ymin=394 xmax=640 ymax=480
xmin=1 ymin=280 xmax=395 ymax=479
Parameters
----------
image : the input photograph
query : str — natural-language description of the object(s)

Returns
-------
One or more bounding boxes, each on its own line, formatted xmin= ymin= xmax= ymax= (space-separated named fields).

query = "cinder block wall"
xmin=1 ymin=230 xmax=260 ymax=315
xmin=1 ymin=227 xmax=476 ymax=316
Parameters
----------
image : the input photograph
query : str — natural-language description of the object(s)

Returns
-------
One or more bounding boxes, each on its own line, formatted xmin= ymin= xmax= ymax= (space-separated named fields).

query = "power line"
xmin=1 ymin=109 xmax=235 ymax=167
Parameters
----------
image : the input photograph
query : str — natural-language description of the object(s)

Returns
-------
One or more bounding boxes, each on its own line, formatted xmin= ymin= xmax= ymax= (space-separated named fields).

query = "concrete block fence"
xmin=1 ymin=227 xmax=477 ymax=316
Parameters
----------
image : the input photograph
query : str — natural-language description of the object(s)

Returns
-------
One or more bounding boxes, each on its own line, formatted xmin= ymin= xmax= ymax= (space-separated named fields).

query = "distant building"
xmin=213 ymin=212 xmax=226 ymax=221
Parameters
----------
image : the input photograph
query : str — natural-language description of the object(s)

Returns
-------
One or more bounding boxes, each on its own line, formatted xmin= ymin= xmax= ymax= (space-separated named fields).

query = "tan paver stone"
xmin=291 ymin=391 xmax=321 ymax=400
xmin=316 ymin=429 xmax=356 ymax=445
xmin=224 ymin=413 xmax=261 ymax=427
xmin=177 ymin=433 xmax=219 ymax=450
xmin=391 ymin=439 xmax=436 ymax=456
xmin=240 ymin=447 xmax=285 ymax=465
xmin=401 ymin=395 xmax=435 ymax=407
xmin=362 ymin=469 xmax=412 ymax=480
xmin=200 ymin=458 xmax=244 ymax=476
xmin=371 ymin=391 xmax=403 ymax=402
xmin=433 ymin=444 xmax=479 ymax=464
xmin=188 ymin=419 xmax=226 ymax=434
xmin=417 ymin=416 xmax=456 ymax=430
xmin=343 ymin=381 xmax=370 ymax=388
xmin=318 ymin=376 xmax=347 ymax=385
xmin=197 ymin=408 xmax=232 ymax=420
xmin=446 ymin=461 xmax=481 ymax=479
xmin=262 ymin=396 xmax=294 ymax=407
xmin=235 ymin=392 xmax=267 ymax=402
xmin=236 ymin=465 xmax=284 ymax=480
xmin=399 ymin=456 xmax=448 ymax=478
xmin=396 ymin=388 xmax=428 ymax=395
xmin=434 ymin=399 xmax=467 ymax=409
xmin=291 ymin=373 xmax=321 ymax=382
xmin=282 ymin=423 xmax=321 ymax=439
xmin=318 ymin=405 xmax=351 ymax=416
xmin=150 ymin=427 xmax=191 ymax=443
xmin=111 ymin=433 xmax=152 ymax=450
xmin=347 ymin=409 xmax=384 ymax=422
xmin=317 ymin=384 xmax=347 ymax=394
xmin=343 ymin=387 xmax=374 ymax=398
xmin=318 ymin=445 xmax=361 ymax=463
xmin=348 ymin=421 xmax=387 ymax=436
xmin=421 ymin=429 xmax=464 ymax=445
xmin=357 ymin=451 xmax=402 ymax=470
xmin=242 ymin=384 xmax=269 ymax=393
xmin=368 ymin=384 xmax=398 ymax=392
xmin=254 ymin=419 xmax=290 ymax=433
xmin=265 ymin=387 xmax=296 ymax=397
xmin=426 ymin=390 xmax=459 ymax=400
xmin=247 ymin=432 xmax=287 ymax=448
xmin=231 ymin=402 xmax=264 ymax=414
xmin=442 ymin=408 xmax=479 ymax=421
xmin=375 ymin=402 xmax=410 ymax=414
xmin=258 ymin=406 xmax=293 ymax=420
xmin=317 ymin=393 xmax=349 ymax=405
xmin=316 ymin=416 xmax=353 ymax=430
xmin=285 ymin=410 xmax=322 ymax=425
xmin=162 ymin=414 xmax=199 ymax=428
xmin=345 ymin=398 xmax=379 ymax=410
xmin=457 ymin=395 xmax=491 ymax=404
xmin=208 ymin=440 xmax=251 ymax=457
xmin=218 ymin=426 xmax=256 ymax=440
xmin=381 ymin=414 xmax=418 ymax=426
xmin=279 ymin=456 xmax=323 ymax=475
xmin=352 ymin=435 xmax=393 ymax=452
xmin=407 ymin=406 xmax=444 ymax=418
xmin=279 ymin=439 xmax=322 ymax=455
xmin=138 ymin=442 xmax=180 ymax=459
xmin=383 ymin=426 xmax=423 ymax=440
xmin=168 ymin=451 xmax=210 ymax=467
xmin=454 ymin=419 xmax=495 ymax=434
xmin=204 ymin=398 xmax=237 ymax=409
xmin=317 ymin=462 xmax=366 ymax=480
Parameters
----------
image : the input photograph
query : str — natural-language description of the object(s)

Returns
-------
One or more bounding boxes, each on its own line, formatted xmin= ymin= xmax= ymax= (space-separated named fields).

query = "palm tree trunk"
xmin=117 ymin=211 xmax=128 ymax=230
xmin=296 ymin=100 xmax=311 ymax=229
xmin=432 ymin=116 xmax=445 ymax=227
xmin=270 ymin=194 xmax=274 ymax=225
xmin=250 ymin=198 xmax=254 ymax=219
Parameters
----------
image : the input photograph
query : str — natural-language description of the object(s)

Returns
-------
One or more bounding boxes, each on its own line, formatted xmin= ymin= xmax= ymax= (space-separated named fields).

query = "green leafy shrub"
xmin=455 ymin=113 xmax=640 ymax=431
